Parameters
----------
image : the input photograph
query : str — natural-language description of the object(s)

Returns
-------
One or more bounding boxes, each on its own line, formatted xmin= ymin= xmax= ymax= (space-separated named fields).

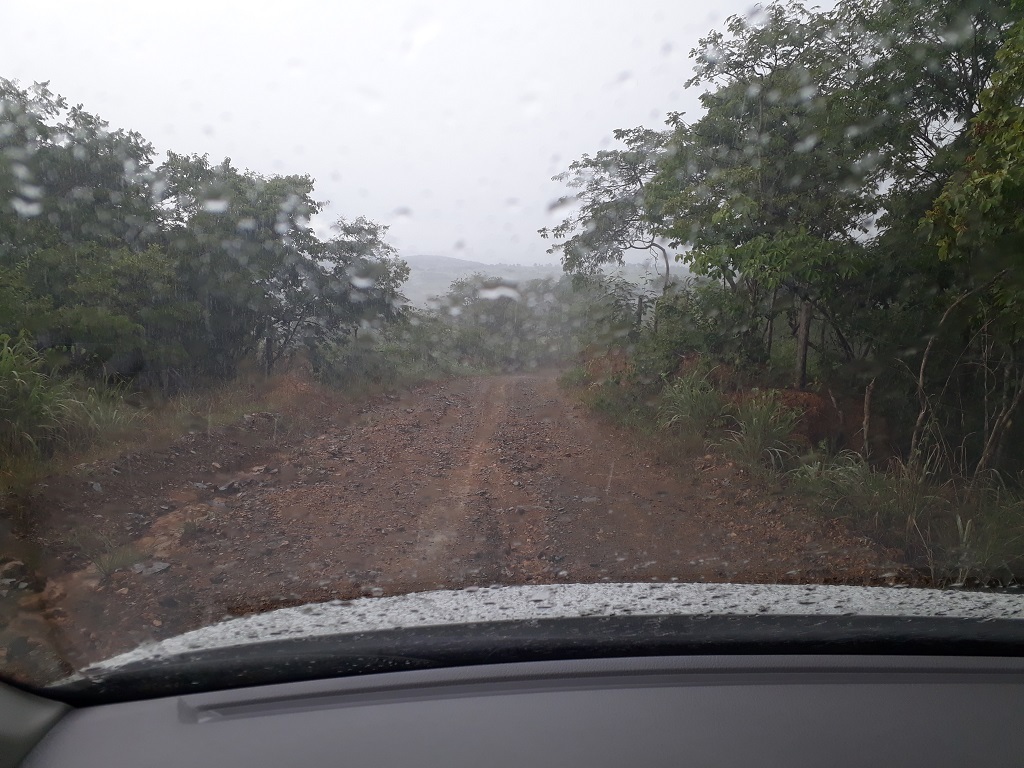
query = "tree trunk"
xmin=862 ymin=377 xmax=876 ymax=462
xmin=652 ymin=243 xmax=670 ymax=294
xmin=264 ymin=321 xmax=275 ymax=376
xmin=764 ymin=287 xmax=778 ymax=360
xmin=794 ymin=299 xmax=812 ymax=390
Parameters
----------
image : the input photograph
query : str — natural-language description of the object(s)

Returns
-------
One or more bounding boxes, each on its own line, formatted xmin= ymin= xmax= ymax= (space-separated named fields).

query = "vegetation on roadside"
xmin=658 ymin=368 xmax=726 ymax=436
xmin=1 ymin=334 xmax=84 ymax=459
xmin=720 ymin=393 xmax=802 ymax=471
xmin=63 ymin=528 xmax=143 ymax=580
xmin=0 ymin=75 xmax=412 ymax=497
xmin=549 ymin=1 xmax=1024 ymax=585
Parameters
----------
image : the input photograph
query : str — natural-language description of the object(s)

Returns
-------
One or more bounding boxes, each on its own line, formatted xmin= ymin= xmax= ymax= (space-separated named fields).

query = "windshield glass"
xmin=2 ymin=0 xmax=1023 ymax=689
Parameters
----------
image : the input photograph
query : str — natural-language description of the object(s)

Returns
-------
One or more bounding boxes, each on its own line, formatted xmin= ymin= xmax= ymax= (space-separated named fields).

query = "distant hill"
xmin=400 ymin=254 xmax=563 ymax=307
xmin=399 ymin=253 xmax=675 ymax=307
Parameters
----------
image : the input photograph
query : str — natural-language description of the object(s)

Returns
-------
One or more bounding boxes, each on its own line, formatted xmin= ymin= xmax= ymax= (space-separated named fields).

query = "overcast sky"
xmin=3 ymin=0 xmax=761 ymax=265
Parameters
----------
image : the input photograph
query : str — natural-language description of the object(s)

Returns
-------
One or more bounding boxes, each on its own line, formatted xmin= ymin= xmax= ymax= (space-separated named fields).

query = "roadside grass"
xmin=718 ymin=391 xmax=803 ymax=472
xmin=64 ymin=528 xmax=145 ymax=580
xmin=0 ymin=370 xmax=310 ymax=503
xmin=788 ymin=449 xmax=1024 ymax=585
xmin=1 ymin=334 xmax=84 ymax=461
xmin=570 ymin=350 xmax=1024 ymax=586
xmin=1 ymin=337 xmax=494 ymax=507
xmin=2 ymin=326 xmax=500 ymax=507
xmin=557 ymin=365 xmax=590 ymax=389
xmin=658 ymin=367 xmax=727 ymax=436
xmin=565 ymin=373 xmax=709 ymax=461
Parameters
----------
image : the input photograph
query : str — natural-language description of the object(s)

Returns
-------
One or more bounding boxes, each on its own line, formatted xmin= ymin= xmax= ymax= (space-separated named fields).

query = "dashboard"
xmin=10 ymin=653 xmax=1024 ymax=767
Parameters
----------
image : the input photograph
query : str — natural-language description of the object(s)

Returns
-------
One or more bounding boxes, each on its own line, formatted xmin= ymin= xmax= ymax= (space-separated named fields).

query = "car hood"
xmin=84 ymin=581 xmax=1024 ymax=674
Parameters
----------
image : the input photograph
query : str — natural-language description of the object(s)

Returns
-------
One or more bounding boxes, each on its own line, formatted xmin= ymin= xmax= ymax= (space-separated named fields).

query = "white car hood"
xmin=83 ymin=582 xmax=1024 ymax=674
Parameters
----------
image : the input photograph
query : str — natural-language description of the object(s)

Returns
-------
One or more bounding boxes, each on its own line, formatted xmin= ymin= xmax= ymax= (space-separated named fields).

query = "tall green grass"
xmin=1 ymin=335 xmax=149 ymax=497
xmin=0 ymin=334 xmax=84 ymax=460
xmin=658 ymin=368 xmax=726 ymax=435
xmin=720 ymin=391 xmax=802 ymax=469
xmin=79 ymin=382 xmax=144 ymax=436
xmin=575 ymin=343 xmax=1024 ymax=585
xmin=789 ymin=448 xmax=1024 ymax=585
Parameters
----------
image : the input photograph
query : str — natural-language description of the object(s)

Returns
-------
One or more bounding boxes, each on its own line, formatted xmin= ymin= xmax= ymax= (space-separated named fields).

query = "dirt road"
xmin=1 ymin=371 xmax=902 ymax=680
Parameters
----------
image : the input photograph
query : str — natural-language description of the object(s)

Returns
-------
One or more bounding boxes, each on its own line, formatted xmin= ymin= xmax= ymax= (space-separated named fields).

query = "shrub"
xmin=659 ymin=368 xmax=726 ymax=435
xmin=310 ymin=338 xmax=400 ymax=393
xmin=64 ymin=528 xmax=143 ymax=579
xmin=80 ymin=383 xmax=143 ymax=435
xmin=0 ymin=334 xmax=84 ymax=460
xmin=788 ymin=449 xmax=1024 ymax=585
xmin=943 ymin=480 xmax=1024 ymax=586
xmin=788 ymin=447 xmax=871 ymax=493
xmin=581 ymin=378 xmax=655 ymax=431
xmin=789 ymin=448 xmax=940 ymax=534
xmin=721 ymin=391 xmax=802 ymax=468
xmin=558 ymin=366 xmax=590 ymax=388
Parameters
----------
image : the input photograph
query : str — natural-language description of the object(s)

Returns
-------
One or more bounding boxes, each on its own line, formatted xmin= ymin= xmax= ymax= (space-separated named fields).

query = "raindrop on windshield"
xmin=350 ymin=275 xmax=377 ymax=290
xmin=203 ymin=199 xmax=229 ymax=213
xmin=477 ymin=285 xmax=521 ymax=302
xmin=12 ymin=198 xmax=42 ymax=216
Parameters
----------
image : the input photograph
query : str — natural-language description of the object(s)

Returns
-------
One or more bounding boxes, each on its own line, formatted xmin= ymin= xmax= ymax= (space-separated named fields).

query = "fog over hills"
xmin=400 ymin=254 xmax=563 ymax=306
xmin=399 ymin=253 xmax=674 ymax=307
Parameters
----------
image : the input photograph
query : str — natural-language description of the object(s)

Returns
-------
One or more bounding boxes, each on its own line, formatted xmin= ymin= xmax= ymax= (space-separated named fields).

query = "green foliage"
xmin=789 ymin=449 xmax=1024 ymax=585
xmin=658 ymin=368 xmax=726 ymax=435
xmin=0 ymin=79 xmax=409 ymax=393
xmin=310 ymin=338 xmax=402 ymax=393
xmin=788 ymin=448 xmax=869 ymax=491
xmin=311 ymin=311 xmax=482 ymax=395
xmin=678 ymin=280 xmax=771 ymax=368
xmin=558 ymin=366 xmax=590 ymax=388
xmin=582 ymin=379 xmax=658 ymax=433
xmin=928 ymin=18 xmax=1024 ymax=334
xmin=792 ymin=451 xmax=947 ymax=560
xmin=430 ymin=273 xmax=602 ymax=371
xmin=721 ymin=391 xmax=802 ymax=469
xmin=550 ymin=0 xmax=1024 ymax=475
xmin=548 ymin=0 xmax=1024 ymax=581
xmin=0 ymin=332 xmax=153 ymax=497
xmin=78 ymin=383 xmax=144 ymax=437
xmin=539 ymin=128 xmax=675 ymax=289
xmin=0 ymin=78 xmax=416 ymax=499
xmin=944 ymin=481 xmax=1024 ymax=585
xmin=10 ymin=244 xmax=197 ymax=379
xmin=0 ymin=333 xmax=83 ymax=459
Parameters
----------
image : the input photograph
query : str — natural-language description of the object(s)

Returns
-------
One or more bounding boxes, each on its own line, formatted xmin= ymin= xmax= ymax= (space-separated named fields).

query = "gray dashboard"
xmin=15 ymin=655 xmax=1024 ymax=767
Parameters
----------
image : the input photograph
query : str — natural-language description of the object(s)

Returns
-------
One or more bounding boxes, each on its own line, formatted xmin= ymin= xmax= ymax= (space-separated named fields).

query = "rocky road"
xmin=1 ymin=371 xmax=903 ymax=681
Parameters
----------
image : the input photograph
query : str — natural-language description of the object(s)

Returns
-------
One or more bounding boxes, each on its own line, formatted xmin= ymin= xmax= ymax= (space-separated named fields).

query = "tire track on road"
xmin=411 ymin=377 xmax=509 ymax=587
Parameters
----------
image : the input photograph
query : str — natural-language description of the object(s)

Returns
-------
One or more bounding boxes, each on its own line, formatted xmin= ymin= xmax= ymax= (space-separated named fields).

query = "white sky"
xmin=3 ymin=0 xmax=759 ymax=265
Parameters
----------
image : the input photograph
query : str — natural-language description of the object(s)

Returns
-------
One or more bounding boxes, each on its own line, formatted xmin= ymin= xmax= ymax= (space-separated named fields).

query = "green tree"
xmin=648 ymin=3 xmax=878 ymax=385
xmin=1 ymin=80 xmax=409 ymax=392
xmin=925 ymin=17 xmax=1024 ymax=474
xmin=539 ymin=127 xmax=675 ymax=292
